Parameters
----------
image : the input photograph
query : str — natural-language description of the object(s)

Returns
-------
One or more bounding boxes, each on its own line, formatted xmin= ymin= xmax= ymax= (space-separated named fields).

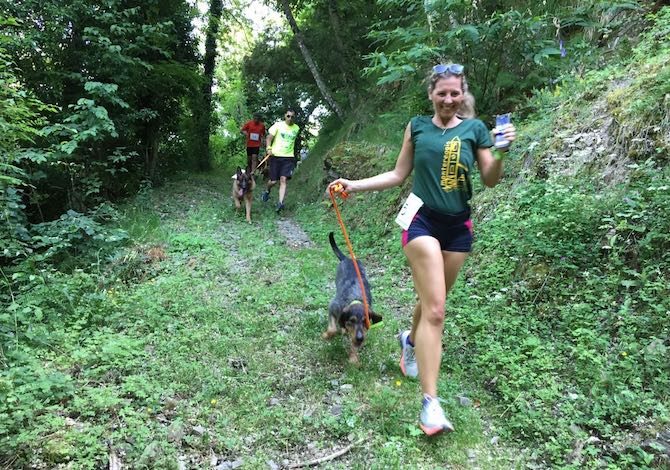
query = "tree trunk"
xmin=327 ymin=0 xmax=346 ymax=56
xmin=200 ymin=0 xmax=223 ymax=171
xmin=652 ymin=0 xmax=669 ymax=12
xmin=326 ymin=0 xmax=357 ymax=110
xmin=278 ymin=0 xmax=345 ymax=121
xmin=145 ymin=132 xmax=159 ymax=182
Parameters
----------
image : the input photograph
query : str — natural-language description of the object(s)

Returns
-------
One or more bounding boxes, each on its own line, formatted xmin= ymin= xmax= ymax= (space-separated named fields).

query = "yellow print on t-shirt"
xmin=440 ymin=137 xmax=468 ymax=192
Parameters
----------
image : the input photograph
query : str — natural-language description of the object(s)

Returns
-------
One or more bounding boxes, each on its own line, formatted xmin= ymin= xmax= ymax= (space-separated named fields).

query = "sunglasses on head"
xmin=432 ymin=63 xmax=464 ymax=75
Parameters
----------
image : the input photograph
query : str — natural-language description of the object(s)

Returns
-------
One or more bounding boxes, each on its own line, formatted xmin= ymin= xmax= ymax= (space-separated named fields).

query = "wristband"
xmin=493 ymin=148 xmax=508 ymax=161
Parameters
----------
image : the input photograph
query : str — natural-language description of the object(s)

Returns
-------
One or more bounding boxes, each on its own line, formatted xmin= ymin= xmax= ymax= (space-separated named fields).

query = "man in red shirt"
xmin=240 ymin=113 xmax=266 ymax=173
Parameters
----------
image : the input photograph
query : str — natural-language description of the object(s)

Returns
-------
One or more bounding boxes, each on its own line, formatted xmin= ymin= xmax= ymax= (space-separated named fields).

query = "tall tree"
xmin=326 ymin=0 xmax=357 ymax=109
xmin=2 ymin=0 xmax=200 ymax=215
xmin=197 ymin=0 xmax=224 ymax=171
xmin=278 ymin=0 xmax=345 ymax=121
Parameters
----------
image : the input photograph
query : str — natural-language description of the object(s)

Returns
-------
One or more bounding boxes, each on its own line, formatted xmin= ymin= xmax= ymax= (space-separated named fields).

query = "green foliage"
xmin=1 ymin=187 xmax=30 ymax=259
xmin=2 ymin=2 xmax=670 ymax=468
xmin=610 ymin=8 xmax=670 ymax=150
xmin=29 ymin=205 xmax=128 ymax=267
xmin=242 ymin=0 xmax=391 ymax=126
xmin=365 ymin=0 xmax=647 ymax=118
xmin=457 ymin=158 xmax=670 ymax=465
xmin=2 ymin=0 xmax=201 ymax=222
xmin=2 ymin=173 xmax=522 ymax=468
xmin=0 ymin=39 xmax=51 ymax=262
xmin=298 ymin=141 xmax=670 ymax=467
xmin=0 ymin=50 xmax=50 ymax=159
xmin=288 ymin=5 xmax=670 ymax=466
xmin=210 ymin=54 xmax=248 ymax=168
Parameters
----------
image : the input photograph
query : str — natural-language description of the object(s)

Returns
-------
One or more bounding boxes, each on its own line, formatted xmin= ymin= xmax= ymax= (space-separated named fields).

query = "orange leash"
xmin=329 ymin=185 xmax=370 ymax=329
xmin=254 ymin=154 xmax=271 ymax=173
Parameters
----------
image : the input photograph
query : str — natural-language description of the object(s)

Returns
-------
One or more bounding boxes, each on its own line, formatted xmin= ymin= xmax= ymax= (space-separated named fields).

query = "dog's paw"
xmin=348 ymin=352 xmax=360 ymax=365
xmin=322 ymin=330 xmax=336 ymax=340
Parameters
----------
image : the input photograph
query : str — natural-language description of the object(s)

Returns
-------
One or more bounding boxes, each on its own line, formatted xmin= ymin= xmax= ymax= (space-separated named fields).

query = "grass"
xmin=123 ymin=173 xmax=524 ymax=468
xmin=0 ymin=171 xmax=525 ymax=468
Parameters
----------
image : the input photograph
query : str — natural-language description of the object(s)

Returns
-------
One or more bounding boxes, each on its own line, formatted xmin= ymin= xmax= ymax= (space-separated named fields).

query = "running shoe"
xmin=398 ymin=330 xmax=418 ymax=378
xmin=420 ymin=394 xmax=455 ymax=436
xmin=275 ymin=202 xmax=285 ymax=213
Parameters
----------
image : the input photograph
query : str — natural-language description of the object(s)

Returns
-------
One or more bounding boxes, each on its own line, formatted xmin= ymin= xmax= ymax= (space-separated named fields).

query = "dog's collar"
xmin=348 ymin=300 xmax=363 ymax=307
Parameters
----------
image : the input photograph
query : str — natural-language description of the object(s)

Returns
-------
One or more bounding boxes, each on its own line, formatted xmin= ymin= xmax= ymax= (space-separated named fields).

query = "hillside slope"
xmin=292 ymin=8 xmax=670 ymax=467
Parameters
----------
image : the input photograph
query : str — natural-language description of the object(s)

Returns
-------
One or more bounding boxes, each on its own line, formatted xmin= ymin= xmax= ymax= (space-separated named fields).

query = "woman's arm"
xmin=328 ymin=123 xmax=414 ymax=193
xmin=477 ymin=148 xmax=504 ymax=188
xmin=477 ymin=124 xmax=516 ymax=188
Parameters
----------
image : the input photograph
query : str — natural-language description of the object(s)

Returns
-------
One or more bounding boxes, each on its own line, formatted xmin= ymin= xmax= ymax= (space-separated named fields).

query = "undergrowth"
xmin=1 ymin=173 xmax=522 ymax=468
xmin=291 ymin=9 xmax=670 ymax=468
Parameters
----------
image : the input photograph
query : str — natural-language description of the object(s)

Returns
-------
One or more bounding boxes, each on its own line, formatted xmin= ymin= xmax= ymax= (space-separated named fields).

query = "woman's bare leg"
xmin=404 ymin=237 xmax=468 ymax=396
xmin=409 ymin=301 xmax=420 ymax=345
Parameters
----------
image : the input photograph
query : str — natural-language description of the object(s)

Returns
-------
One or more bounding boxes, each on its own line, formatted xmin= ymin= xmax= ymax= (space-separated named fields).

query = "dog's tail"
xmin=328 ymin=232 xmax=347 ymax=261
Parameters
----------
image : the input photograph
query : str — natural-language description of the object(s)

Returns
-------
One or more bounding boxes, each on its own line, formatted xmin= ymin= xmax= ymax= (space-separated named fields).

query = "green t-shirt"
xmin=268 ymin=121 xmax=300 ymax=157
xmin=410 ymin=116 xmax=493 ymax=214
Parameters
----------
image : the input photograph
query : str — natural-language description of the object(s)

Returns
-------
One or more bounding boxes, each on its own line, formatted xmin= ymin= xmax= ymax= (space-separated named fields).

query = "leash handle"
xmin=329 ymin=186 xmax=370 ymax=329
xmin=254 ymin=154 xmax=271 ymax=174
xmin=331 ymin=183 xmax=349 ymax=199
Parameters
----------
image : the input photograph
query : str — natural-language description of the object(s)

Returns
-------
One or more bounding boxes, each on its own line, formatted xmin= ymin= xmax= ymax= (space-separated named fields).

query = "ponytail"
xmin=458 ymin=91 xmax=476 ymax=118
xmin=458 ymin=76 xmax=476 ymax=118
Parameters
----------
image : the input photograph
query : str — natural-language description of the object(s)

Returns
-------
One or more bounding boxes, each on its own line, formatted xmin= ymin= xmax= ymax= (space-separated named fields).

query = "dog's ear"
xmin=236 ymin=166 xmax=242 ymax=176
xmin=369 ymin=310 xmax=383 ymax=325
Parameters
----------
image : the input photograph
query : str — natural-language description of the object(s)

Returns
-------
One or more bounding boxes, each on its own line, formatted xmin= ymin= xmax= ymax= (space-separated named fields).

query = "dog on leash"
xmin=323 ymin=232 xmax=382 ymax=364
xmin=232 ymin=166 xmax=255 ymax=223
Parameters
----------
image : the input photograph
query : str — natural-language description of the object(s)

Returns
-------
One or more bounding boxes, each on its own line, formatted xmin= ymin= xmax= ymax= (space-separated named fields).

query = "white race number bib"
xmin=395 ymin=193 xmax=424 ymax=230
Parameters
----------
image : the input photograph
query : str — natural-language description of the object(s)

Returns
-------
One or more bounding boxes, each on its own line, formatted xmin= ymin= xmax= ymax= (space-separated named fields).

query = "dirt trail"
xmin=275 ymin=218 xmax=314 ymax=249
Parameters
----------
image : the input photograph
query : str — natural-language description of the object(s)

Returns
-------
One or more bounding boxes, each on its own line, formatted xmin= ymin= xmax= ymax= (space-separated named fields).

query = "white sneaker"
xmin=398 ymin=330 xmax=418 ymax=378
xmin=420 ymin=395 xmax=455 ymax=436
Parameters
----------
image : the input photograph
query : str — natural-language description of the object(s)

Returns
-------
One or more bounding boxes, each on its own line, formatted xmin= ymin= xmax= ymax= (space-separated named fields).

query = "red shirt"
xmin=241 ymin=120 xmax=266 ymax=148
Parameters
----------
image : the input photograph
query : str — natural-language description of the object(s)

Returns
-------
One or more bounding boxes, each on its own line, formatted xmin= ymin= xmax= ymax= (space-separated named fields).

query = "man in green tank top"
xmin=261 ymin=109 xmax=300 ymax=213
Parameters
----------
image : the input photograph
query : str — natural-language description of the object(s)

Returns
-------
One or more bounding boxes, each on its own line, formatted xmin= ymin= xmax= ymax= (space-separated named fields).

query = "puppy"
xmin=232 ymin=166 xmax=255 ymax=223
xmin=322 ymin=232 xmax=382 ymax=364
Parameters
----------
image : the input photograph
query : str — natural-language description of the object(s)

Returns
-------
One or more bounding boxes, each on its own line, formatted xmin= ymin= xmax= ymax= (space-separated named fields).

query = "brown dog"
xmin=232 ymin=166 xmax=255 ymax=223
xmin=322 ymin=232 xmax=382 ymax=364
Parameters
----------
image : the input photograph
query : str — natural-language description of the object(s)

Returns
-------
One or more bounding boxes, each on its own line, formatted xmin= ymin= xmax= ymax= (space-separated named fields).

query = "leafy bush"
xmin=0 ymin=39 xmax=51 ymax=263
xmin=27 ymin=205 xmax=128 ymax=268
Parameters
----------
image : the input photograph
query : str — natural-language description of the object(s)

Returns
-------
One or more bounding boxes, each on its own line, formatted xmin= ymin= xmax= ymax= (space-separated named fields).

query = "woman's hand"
xmin=502 ymin=123 xmax=517 ymax=145
xmin=326 ymin=178 xmax=356 ymax=196
xmin=494 ymin=123 xmax=517 ymax=150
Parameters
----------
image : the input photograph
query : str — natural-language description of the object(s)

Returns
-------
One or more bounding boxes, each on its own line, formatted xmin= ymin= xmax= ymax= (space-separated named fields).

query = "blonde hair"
xmin=428 ymin=71 xmax=476 ymax=118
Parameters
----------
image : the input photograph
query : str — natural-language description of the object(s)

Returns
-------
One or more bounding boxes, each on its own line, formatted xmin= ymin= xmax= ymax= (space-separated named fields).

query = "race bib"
xmin=395 ymin=193 xmax=424 ymax=230
xmin=249 ymin=132 xmax=260 ymax=141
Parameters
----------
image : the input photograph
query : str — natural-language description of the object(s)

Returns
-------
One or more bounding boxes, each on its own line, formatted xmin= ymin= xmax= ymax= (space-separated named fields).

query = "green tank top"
xmin=269 ymin=121 xmax=300 ymax=157
xmin=410 ymin=116 xmax=493 ymax=214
